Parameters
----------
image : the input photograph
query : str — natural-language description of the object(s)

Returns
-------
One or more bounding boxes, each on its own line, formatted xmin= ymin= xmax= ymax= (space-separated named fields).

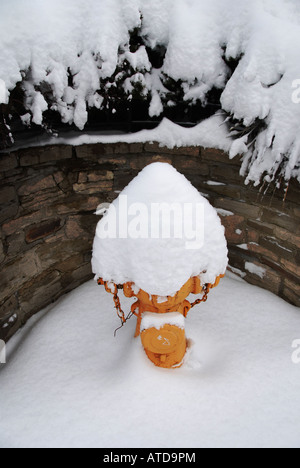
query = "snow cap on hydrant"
xmin=92 ymin=162 xmax=228 ymax=296
xmin=92 ymin=162 xmax=228 ymax=368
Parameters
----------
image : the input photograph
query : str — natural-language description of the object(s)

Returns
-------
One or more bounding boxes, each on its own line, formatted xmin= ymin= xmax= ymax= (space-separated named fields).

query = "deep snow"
xmin=1 ymin=0 xmax=300 ymax=183
xmin=92 ymin=163 xmax=228 ymax=296
xmin=0 ymin=273 xmax=299 ymax=448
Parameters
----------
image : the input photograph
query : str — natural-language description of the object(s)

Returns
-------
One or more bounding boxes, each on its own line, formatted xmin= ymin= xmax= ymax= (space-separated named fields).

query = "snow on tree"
xmin=0 ymin=0 xmax=300 ymax=185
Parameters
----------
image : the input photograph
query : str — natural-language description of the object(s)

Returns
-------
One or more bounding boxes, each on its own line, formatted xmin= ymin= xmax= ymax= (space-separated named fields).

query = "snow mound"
xmin=92 ymin=163 xmax=228 ymax=296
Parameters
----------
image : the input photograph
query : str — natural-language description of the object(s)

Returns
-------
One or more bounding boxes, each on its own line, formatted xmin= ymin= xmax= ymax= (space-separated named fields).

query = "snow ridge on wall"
xmin=1 ymin=0 xmax=300 ymax=184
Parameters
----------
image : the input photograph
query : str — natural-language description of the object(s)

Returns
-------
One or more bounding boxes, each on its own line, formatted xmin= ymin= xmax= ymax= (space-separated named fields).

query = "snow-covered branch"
xmin=0 ymin=0 xmax=300 ymax=185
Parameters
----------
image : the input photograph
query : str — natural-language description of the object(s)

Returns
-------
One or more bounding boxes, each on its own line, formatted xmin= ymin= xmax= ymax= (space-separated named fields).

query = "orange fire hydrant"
xmin=98 ymin=274 xmax=224 ymax=368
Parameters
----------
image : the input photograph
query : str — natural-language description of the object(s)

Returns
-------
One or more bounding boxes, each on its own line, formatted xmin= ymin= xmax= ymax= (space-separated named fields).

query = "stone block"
xmin=174 ymin=156 xmax=209 ymax=176
xmin=228 ymin=248 xmax=247 ymax=272
xmin=284 ymin=278 xmax=300 ymax=296
xmin=0 ymin=185 xmax=17 ymax=205
xmin=201 ymin=148 xmax=239 ymax=165
xmin=129 ymin=143 xmax=144 ymax=153
xmin=260 ymin=236 xmax=296 ymax=262
xmin=18 ymin=145 xmax=72 ymax=165
xmin=247 ymin=229 xmax=260 ymax=244
xmin=49 ymin=195 xmax=102 ymax=216
xmin=22 ymin=190 xmax=65 ymax=212
xmin=215 ymin=198 xmax=262 ymax=219
xmin=18 ymin=175 xmax=56 ymax=196
xmin=36 ymin=238 xmax=91 ymax=270
xmin=0 ymin=250 xmax=41 ymax=300
xmin=78 ymin=172 xmax=88 ymax=184
xmin=71 ymin=263 xmax=93 ymax=282
xmin=197 ymin=180 xmax=240 ymax=199
xmin=144 ymin=142 xmax=199 ymax=156
xmin=246 ymin=242 xmax=279 ymax=263
xmin=261 ymin=208 xmax=300 ymax=234
xmin=76 ymin=144 xmax=112 ymax=159
xmin=65 ymin=215 xmax=94 ymax=240
xmin=282 ymin=288 xmax=300 ymax=307
xmin=97 ymin=157 xmax=127 ymax=166
xmin=39 ymin=145 xmax=72 ymax=163
xmin=53 ymin=171 xmax=65 ymax=185
xmin=241 ymin=187 xmax=288 ymax=211
xmin=219 ymin=214 xmax=246 ymax=244
xmin=244 ymin=262 xmax=282 ymax=295
xmin=282 ymin=278 xmax=300 ymax=307
xmin=77 ymin=170 xmax=113 ymax=184
xmin=113 ymin=171 xmax=135 ymax=191
xmin=247 ymin=220 xmax=274 ymax=236
xmin=113 ymin=143 xmax=130 ymax=154
xmin=19 ymin=152 xmax=40 ymax=166
xmin=151 ymin=155 xmax=173 ymax=165
xmin=56 ymin=254 xmax=84 ymax=273
xmin=0 ymin=154 xmax=18 ymax=172
xmin=88 ymin=171 xmax=114 ymax=182
xmin=280 ymin=259 xmax=300 ymax=279
xmin=129 ymin=155 xmax=158 ymax=170
xmin=0 ymin=203 xmax=19 ymax=224
xmin=25 ymin=219 xmax=61 ymax=243
xmin=43 ymin=230 xmax=66 ymax=245
xmin=73 ymin=180 xmax=113 ymax=194
xmin=274 ymin=227 xmax=300 ymax=249
xmin=2 ymin=212 xmax=45 ymax=236
xmin=209 ymin=164 xmax=244 ymax=184
xmin=18 ymin=269 xmax=62 ymax=317
xmin=6 ymin=232 xmax=25 ymax=257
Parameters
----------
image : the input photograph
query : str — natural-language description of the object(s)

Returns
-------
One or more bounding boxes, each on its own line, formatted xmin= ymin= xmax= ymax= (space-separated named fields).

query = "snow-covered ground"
xmin=0 ymin=272 xmax=299 ymax=448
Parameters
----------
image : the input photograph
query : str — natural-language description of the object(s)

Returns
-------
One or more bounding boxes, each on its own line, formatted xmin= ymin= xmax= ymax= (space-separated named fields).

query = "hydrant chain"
xmin=190 ymin=284 xmax=211 ymax=308
xmin=98 ymin=278 xmax=132 ymax=335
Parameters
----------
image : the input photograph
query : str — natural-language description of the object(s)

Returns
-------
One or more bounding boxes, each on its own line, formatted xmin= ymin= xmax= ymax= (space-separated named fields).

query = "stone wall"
xmin=1 ymin=142 xmax=300 ymax=341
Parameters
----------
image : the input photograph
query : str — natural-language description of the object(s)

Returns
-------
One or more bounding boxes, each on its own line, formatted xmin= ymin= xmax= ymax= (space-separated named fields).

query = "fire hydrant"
xmin=93 ymin=162 xmax=228 ymax=369
xmin=98 ymin=274 xmax=224 ymax=368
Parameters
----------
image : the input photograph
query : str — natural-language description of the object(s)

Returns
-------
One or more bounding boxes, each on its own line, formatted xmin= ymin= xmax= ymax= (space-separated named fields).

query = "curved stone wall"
xmin=1 ymin=142 xmax=299 ymax=341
